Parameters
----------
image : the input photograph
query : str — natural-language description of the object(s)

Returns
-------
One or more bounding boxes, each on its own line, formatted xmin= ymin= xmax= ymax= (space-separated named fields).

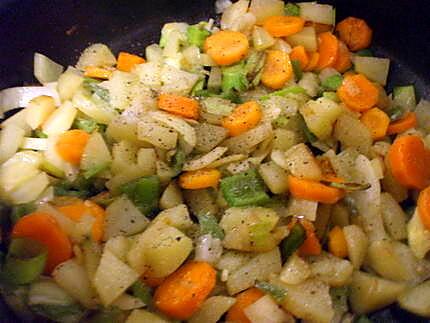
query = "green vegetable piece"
xmin=132 ymin=281 xmax=152 ymax=306
xmin=53 ymin=177 xmax=105 ymax=199
xmin=285 ymin=2 xmax=300 ymax=16
xmin=33 ymin=129 xmax=48 ymax=138
xmin=82 ymin=78 xmax=110 ymax=101
xmin=197 ymin=213 xmax=225 ymax=240
xmin=260 ymin=85 xmax=306 ymax=101
xmin=83 ymin=162 xmax=110 ymax=179
xmin=386 ymin=106 xmax=404 ymax=121
xmin=321 ymin=74 xmax=343 ymax=91
xmin=245 ymin=51 xmax=265 ymax=78
xmin=220 ymin=169 xmax=270 ymax=207
xmin=255 ymin=281 xmax=287 ymax=303
xmin=322 ymin=91 xmax=340 ymax=102
xmin=330 ymin=286 xmax=349 ymax=314
xmin=249 ymin=220 xmax=274 ymax=250
xmin=355 ymin=49 xmax=373 ymax=57
xmin=298 ymin=114 xmax=318 ymax=143
xmin=327 ymin=181 xmax=371 ymax=191
xmin=393 ymin=85 xmax=416 ymax=111
xmin=31 ymin=303 xmax=84 ymax=322
xmin=171 ymin=149 xmax=186 ymax=176
xmin=355 ymin=315 xmax=373 ymax=323
xmin=191 ymin=78 xmax=206 ymax=96
xmin=73 ymin=118 xmax=98 ymax=133
xmin=88 ymin=308 xmax=125 ymax=323
xmin=1 ymin=238 xmax=47 ymax=285
xmin=222 ymin=61 xmax=249 ymax=94
xmin=291 ymin=60 xmax=303 ymax=81
xmin=280 ymin=223 xmax=306 ymax=261
xmin=41 ymin=159 xmax=65 ymax=178
xmin=120 ymin=176 xmax=161 ymax=216
xmin=187 ymin=25 xmax=211 ymax=49
xmin=10 ymin=203 xmax=36 ymax=224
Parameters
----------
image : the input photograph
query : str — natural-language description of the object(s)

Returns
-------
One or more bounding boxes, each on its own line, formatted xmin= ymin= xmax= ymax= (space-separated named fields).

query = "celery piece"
xmin=322 ymin=91 xmax=340 ymax=102
xmin=191 ymin=78 xmax=206 ymax=96
xmin=220 ymin=169 xmax=270 ymax=207
xmin=82 ymin=78 xmax=110 ymax=102
xmin=291 ymin=60 xmax=303 ymax=81
xmin=222 ymin=61 xmax=249 ymax=94
xmin=321 ymin=74 xmax=343 ymax=91
xmin=187 ymin=25 xmax=210 ymax=49
xmin=10 ymin=203 xmax=36 ymax=224
xmin=132 ymin=281 xmax=152 ymax=306
xmin=73 ymin=118 xmax=98 ymax=133
xmin=280 ymin=223 xmax=306 ymax=261
xmin=260 ymin=85 xmax=306 ymax=101
xmin=83 ymin=162 xmax=110 ymax=179
xmin=393 ymin=85 xmax=416 ymax=111
xmin=255 ymin=281 xmax=287 ymax=303
xmin=285 ymin=3 xmax=300 ymax=16
xmin=197 ymin=213 xmax=225 ymax=240
xmin=120 ymin=176 xmax=161 ymax=216
xmin=386 ymin=106 xmax=404 ymax=121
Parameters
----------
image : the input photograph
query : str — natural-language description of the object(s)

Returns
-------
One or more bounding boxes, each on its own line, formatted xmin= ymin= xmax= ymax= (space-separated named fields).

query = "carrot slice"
xmin=226 ymin=288 xmax=265 ymax=323
xmin=333 ymin=40 xmax=352 ymax=73
xmin=328 ymin=226 xmax=348 ymax=258
xmin=418 ymin=186 xmax=430 ymax=231
xmin=83 ymin=66 xmax=112 ymax=79
xmin=336 ymin=16 xmax=373 ymax=51
xmin=158 ymin=93 xmax=200 ymax=120
xmin=304 ymin=52 xmax=320 ymax=72
xmin=290 ymin=45 xmax=309 ymax=70
xmin=316 ymin=32 xmax=339 ymax=70
xmin=263 ymin=15 xmax=305 ymax=37
xmin=204 ymin=30 xmax=249 ymax=66
xmin=154 ymin=261 xmax=216 ymax=320
xmin=360 ymin=107 xmax=390 ymax=140
xmin=386 ymin=112 xmax=418 ymax=135
xmin=337 ymin=74 xmax=379 ymax=111
xmin=12 ymin=212 xmax=72 ymax=273
xmin=261 ymin=50 xmax=293 ymax=89
xmin=298 ymin=220 xmax=322 ymax=256
xmin=56 ymin=129 xmax=90 ymax=165
xmin=179 ymin=169 xmax=221 ymax=190
xmin=387 ymin=135 xmax=430 ymax=190
xmin=288 ymin=175 xmax=345 ymax=204
xmin=117 ymin=52 xmax=145 ymax=72
xmin=222 ymin=101 xmax=262 ymax=136
xmin=57 ymin=200 xmax=105 ymax=242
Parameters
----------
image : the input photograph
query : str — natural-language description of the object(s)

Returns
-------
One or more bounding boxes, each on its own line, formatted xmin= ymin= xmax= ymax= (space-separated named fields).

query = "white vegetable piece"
xmin=353 ymin=56 xmax=390 ymax=86
xmin=349 ymin=271 xmax=406 ymax=314
xmin=221 ymin=0 xmax=249 ymax=30
xmin=408 ymin=209 xmax=430 ymax=259
xmin=134 ymin=62 xmax=162 ymax=90
xmin=103 ymin=70 xmax=138 ymax=111
xmin=285 ymin=197 xmax=318 ymax=221
xmin=286 ymin=26 xmax=317 ymax=52
xmin=271 ymin=38 xmax=292 ymax=53
xmin=249 ymin=0 xmax=285 ymax=24
xmin=93 ymin=249 xmax=139 ymax=306
xmin=25 ymin=95 xmax=56 ymax=129
xmin=308 ymin=252 xmax=354 ymax=287
xmin=398 ymin=280 xmax=430 ymax=317
xmin=76 ymin=43 xmax=116 ymax=70
xmin=223 ymin=123 xmax=273 ymax=154
xmin=105 ymin=236 xmax=130 ymax=262
xmin=284 ymin=143 xmax=322 ymax=180
xmin=380 ymin=192 xmax=407 ymax=240
xmin=343 ymin=225 xmax=368 ymax=269
xmin=145 ymin=44 xmax=163 ymax=63
xmin=72 ymin=91 xmax=116 ymax=124
xmin=280 ymin=253 xmax=311 ymax=285
xmin=195 ymin=123 xmax=229 ymax=153
xmin=189 ymin=296 xmax=236 ymax=323
xmin=104 ymin=196 xmax=150 ymax=240
xmin=1 ymin=109 xmax=31 ymax=135
xmin=111 ymin=293 xmax=145 ymax=310
xmin=258 ymin=161 xmax=289 ymax=194
xmin=149 ymin=111 xmax=196 ymax=147
xmin=183 ymin=147 xmax=228 ymax=171
xmin=252 ymin=26 xmax=276 ymax=51
xmin=126 ymin=309 xmax=169 ymax=323
xmin=298 ymin=72 xmax=320 ymax=97
xmin=415 ymin=99 xmax=430 ymax=133
xmin=34 ymin=53 xmax=64 ymax=84
xmin=42 ymin=101 xmax=77 ymax=136
xmin=20 ymin=137 xmax=48 ymax=151
xmin=334 ymin=113 xmax=372 ymax=156
xmin=57 ymin=67 xmax=84 ymax=101
xmin=159 ymin=181 xmax=183 ymax=210
xmin=0 ymin=124 xmax=25 ymax=164
xmin=298 ymin=2 xmax=335 ymax=25
xmin=194 ymin=234 xmax=223 ymax=264
xmin=160 ymin=65 xmax=199 ymax=95
xmin=152 ymin=204 xmax=194 ymax=231
xmin=245 ymin=295 xmax=292 ymax=323
xmin=53 ymin=259 xmax=97 ymax=308
xmin=80 ymin=132 xmax=112 ymax=172
xmin=8 ymin=171 xmax=49 ymax=204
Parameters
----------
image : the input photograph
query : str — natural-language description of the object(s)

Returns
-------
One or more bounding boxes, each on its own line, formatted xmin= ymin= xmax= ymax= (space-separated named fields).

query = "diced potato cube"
xmin=258 ymin=161 xmax=289 ymax=194
xmin=280 ymin=253 xmax=311 ymax=285
xmin=308 ymin=252 xmax=353 ymax=287
xmin=42 ymin=101 xmax=77 ymax=136
xmin=26 ymin=95 xmax=56 ymax=130
xmin=284 ymin=143 xmax=322 ymax=180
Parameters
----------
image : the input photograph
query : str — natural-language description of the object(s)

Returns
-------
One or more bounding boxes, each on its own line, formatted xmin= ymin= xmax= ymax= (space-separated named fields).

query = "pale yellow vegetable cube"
xmin=284 ymin=143 xmax=322 ymax=180
xmin=26 ymin=95 xmax=56 ymax=130
xmin=280 ymin=253 xmax=311 ymax=285
xmin=42 ymin=101 xmax=77 ymax=136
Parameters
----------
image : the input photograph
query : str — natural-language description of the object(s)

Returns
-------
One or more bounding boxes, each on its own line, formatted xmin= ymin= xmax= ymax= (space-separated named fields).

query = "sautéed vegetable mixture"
xmin=1 ymin=0 xmax=430 ymax=322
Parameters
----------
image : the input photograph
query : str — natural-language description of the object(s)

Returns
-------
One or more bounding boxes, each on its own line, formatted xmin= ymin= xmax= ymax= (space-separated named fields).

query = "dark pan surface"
xmin=0 ymin=0 xmax=430 ymax=321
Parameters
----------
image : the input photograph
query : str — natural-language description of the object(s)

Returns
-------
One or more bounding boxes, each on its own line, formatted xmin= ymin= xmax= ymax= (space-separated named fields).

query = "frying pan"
xmin=0 ymin=0 xmax=429 ymax=321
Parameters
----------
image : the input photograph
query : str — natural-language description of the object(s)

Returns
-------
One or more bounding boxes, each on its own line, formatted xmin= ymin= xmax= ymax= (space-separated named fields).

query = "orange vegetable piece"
xmin=337 ymin=74 xmax=379 ymax=111
xmin=56 ymin=129 xmax=90 ymax=165
xmin=204 ymin=30 xmax=249 ymax=66
xmin=328 ymin=226 xmax=348 ymax=258
xmin=290 ymin=45 xmax=309 ymax=70
xmin=387 ymin=112 xmax=418 ymax=135
xmin=387 ymin=135 xmax=430 ymax=190
xmin=304 ymin=52 xmax=320 ymax=72
xmin=226 ymin=288 xmax=265 ymax=323
xmin=418 ymin=186 xmax=430 ymax=231
xmin=261 ymin=50 xmax=293 ymax=89
xmin=158 ymin=93 xmax=200 ymax=120
xmin=333 ymin=40 xmax=352 ymax=73
xmin=179 ymin=169 xmax=221 ymax=190
xmin=83 ymin=66 xmax=112 ymax=79
xmin=298 ymin=220 xmax=322 ymax=256
xmin=12 ymin=212 xmax=72 ymax=273
xmin=263 ymin=16 xmax=305 ymax=37
xmin=57 ymin=200 xmax=105 ymax=242
xmin=117 ymin=52 xmax=145 ymax=72
xmin=154 ymin=261 xmax=216 ymax=320
xmin=222 ymin=101 xmax=262 ymax=136
xmin=360 ymin=107 xmax=390 ymax=140
xmin=288 ymin=175 xmax=345 ymax=204
xmin=336 ymin=16 xmax=373 ymax=51
xmin=316 ymin=32 xmax=339 ymax=70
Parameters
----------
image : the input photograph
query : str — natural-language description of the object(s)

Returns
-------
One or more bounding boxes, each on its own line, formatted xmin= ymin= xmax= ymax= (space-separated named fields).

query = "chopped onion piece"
xmin=34 ymin=53 xmax=64 ymax=84
xmin=20 ymin=137 xmax=48 ymax=151
xmin=183 ymin=147 xmax=228 ymax=171
xmin=194 ymin=234 xmax=223 ymax=264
